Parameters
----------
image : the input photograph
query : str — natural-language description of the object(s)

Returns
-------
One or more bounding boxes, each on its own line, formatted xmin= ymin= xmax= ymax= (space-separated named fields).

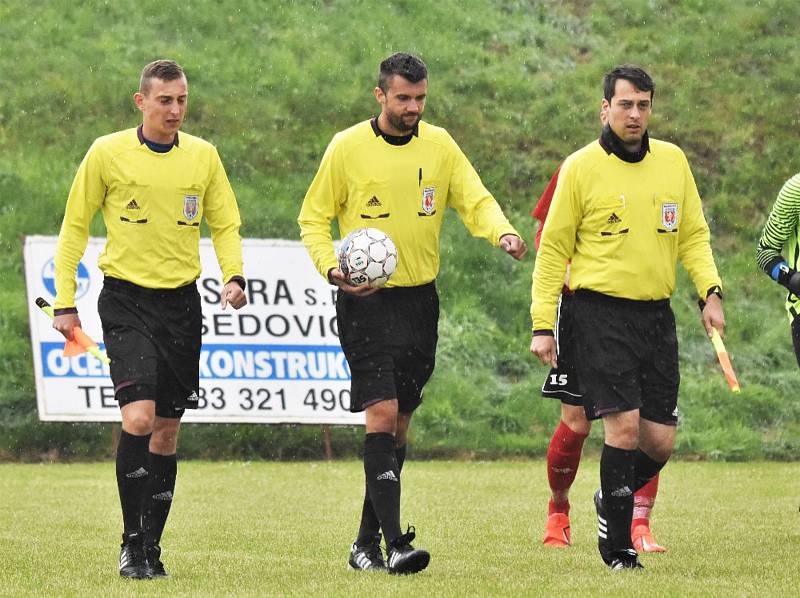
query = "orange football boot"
xmin=631 ymin=523 xmax=667 ymax=553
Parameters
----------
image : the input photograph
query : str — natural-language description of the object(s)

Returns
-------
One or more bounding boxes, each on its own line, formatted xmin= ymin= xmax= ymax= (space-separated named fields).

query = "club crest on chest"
xmin=419 ymin=186 xmax=436 ymax=216
xmin=184 ymin=195 xmax=199 ymax=221
xmin=661 ymin=202 xmax=678 ymax=230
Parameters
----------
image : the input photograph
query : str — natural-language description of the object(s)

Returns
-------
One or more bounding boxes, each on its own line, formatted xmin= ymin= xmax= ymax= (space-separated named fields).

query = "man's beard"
xmin=387 ymin=111 xmax=419 ymax=133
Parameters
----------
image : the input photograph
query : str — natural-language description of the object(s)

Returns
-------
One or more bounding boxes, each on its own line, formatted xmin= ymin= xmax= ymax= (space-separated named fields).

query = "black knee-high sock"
xmin=600 ymin=444 xmax=636 ymax=552
xmin=143 ymin=453 xmax=177 ymax=547
xmin=356 ymin=486 xmax=381 ymax=546
xmin=116 ymin=431 xmax=152 ymax=536
xmin=395 ymin=444 xmax=407 ymax=472
xmin=633 ymin=448 xmax=667 ymax=492
xmin=363 ymin=433 xmax=402 ymax=545
xmin=356 ymin=443 xmax=407 ymax=545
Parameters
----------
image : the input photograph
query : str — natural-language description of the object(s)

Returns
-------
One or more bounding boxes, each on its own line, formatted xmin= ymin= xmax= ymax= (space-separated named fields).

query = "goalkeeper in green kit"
xmin=757 ymin=172 xmax=800 ymax=363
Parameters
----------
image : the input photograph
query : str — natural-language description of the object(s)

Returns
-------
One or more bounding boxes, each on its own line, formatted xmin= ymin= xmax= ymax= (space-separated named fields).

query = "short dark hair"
xmin=378 ymin=53 xmax=427 ymax=92
xmin=139 ymin=59 xmax=185 ymax=94
xmin=603 ymin=64 xmax=655 ymax=101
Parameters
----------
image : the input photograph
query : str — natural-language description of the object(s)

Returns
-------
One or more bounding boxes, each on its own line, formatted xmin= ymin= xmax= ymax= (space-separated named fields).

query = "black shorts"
xmin=98 ymin=277 xmax=202 ymax=419
xmin=336 ymin=282 xmax=438 ymax=414
xmin=791 ymin=313 xmax=800 ymax=368
xmin=541 ymin=292 xmax=583 ymax=406
xmin=572 ymin=290 xmax=680 ymax=425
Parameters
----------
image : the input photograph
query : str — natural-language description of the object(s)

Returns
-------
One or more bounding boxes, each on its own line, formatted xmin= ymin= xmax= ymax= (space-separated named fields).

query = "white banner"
xmin=24 ymin=236 xmax=364 ymax=425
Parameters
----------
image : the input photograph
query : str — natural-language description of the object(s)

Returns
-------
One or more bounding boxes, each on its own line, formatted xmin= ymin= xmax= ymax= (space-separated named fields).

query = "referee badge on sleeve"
xmin=418 ymin=186 xmax=436 ymax=216
xmin=183 ymin=195 xmax=199 ymax=221
xmin=661 ymin=203 xmax=678 ymax=231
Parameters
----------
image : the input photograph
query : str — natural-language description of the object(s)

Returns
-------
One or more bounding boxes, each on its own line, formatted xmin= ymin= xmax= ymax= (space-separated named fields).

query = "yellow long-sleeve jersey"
xmin=298 ymin=119 xmax=519 ymax=287
xmin=531 ymin=137 xmax=721 ymax=331
xmin=55 ymin=127 xmax=244 ymax=309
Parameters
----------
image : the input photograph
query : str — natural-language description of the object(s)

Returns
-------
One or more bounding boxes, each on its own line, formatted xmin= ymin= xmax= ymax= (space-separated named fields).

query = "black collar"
xmin=599 ymin=124 xmax=649 ymax=163
xmin=137 ymin=124 xmax=179 ymax=153
xmin=370 ymin=117 xmax=418 ymax=146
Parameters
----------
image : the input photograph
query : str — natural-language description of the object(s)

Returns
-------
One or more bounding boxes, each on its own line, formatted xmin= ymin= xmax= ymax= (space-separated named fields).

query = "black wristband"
xmin=532 ymin=329 xmax=555 ymax=337
xmin=228 ymin=275 xmax=246 ymax=291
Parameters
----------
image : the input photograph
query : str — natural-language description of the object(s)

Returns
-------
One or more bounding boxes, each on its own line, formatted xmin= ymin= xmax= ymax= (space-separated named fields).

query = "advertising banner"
xmin=24 ymin=236 xmax=363 ymax=425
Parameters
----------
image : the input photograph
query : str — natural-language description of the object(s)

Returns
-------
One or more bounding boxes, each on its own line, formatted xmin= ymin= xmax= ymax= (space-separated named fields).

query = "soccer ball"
xmin=338 ymin=228 xmax=398 ymax=288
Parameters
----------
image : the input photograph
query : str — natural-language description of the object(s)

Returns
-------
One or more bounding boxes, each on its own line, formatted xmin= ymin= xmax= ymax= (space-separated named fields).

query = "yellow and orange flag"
xmin=709 ymin=328 xmax=740 ymax=393
xmin=35 ymin=297 xmax=110 ymax=364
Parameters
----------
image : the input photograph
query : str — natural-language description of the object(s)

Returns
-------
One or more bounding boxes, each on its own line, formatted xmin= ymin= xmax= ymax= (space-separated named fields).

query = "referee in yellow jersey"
xmin=53 ymin=60 xmax=247 ymax=579
xmin=531 ymin=65 xmax=725 ymax=570
xmin=299 ymin=53 xmax=527 ymax=575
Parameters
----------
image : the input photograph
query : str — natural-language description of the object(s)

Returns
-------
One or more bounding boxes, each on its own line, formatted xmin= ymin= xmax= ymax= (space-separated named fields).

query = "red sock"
xmin=632 ymin=473 xmax=660 ymax=528
xmin=546 ymin=420 xmax=588 ymax=515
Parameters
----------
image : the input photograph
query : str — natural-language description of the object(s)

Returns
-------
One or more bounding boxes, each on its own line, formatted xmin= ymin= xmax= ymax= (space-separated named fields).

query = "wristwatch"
xmin=698 ymin=285 xmax=723 ymax=311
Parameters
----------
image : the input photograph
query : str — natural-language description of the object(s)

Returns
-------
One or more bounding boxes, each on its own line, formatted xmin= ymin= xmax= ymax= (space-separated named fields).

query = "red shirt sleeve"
xmin=532 ymin=165 xmax=561 ymax=251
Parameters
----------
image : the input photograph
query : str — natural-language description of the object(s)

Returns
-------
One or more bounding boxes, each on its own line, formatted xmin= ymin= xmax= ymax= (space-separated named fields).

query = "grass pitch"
xmin=4 ymin=0 xmax=800 ymax=462
xmin=0 ymin=459 xmax=797 ymax=596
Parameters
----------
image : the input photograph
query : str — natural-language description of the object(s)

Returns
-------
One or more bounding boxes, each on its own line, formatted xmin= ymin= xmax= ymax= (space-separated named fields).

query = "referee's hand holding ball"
xmin=328 ymin=268 xmax=378 ymax=297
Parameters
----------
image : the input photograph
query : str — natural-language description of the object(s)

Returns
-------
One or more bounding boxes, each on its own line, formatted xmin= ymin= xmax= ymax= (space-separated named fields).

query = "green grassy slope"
xmin=1 ymin=460 xmax=798 ymax=595
xmin=1 ymin=0 xmax=799 ymax=459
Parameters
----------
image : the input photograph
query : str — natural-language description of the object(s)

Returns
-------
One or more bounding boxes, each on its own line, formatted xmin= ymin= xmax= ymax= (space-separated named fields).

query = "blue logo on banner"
xmin=42 ymin=258 xmax=90 ymax=300
xmin=41 ymin=343 xmax=351 ymax=381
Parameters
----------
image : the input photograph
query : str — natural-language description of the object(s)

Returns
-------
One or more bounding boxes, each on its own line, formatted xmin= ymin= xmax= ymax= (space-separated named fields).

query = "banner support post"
xmin=111 ymin=423 xmax=120 ymax=457
xmin=322 ymin=424 xmax=333 ymax=460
